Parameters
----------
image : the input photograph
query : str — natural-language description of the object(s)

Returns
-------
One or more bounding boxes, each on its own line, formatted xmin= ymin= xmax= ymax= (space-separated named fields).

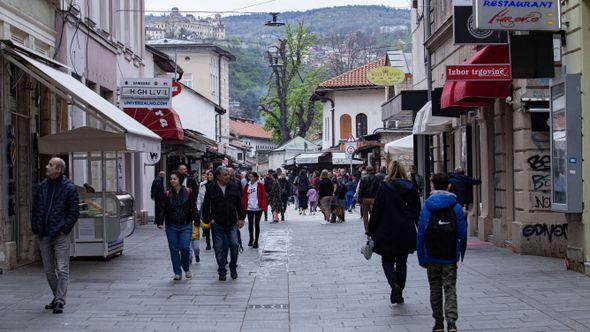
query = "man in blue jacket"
xmin=417 ymin=173 xmax=467 ymax=332
xmin=31 ymin=157 xmax=80 ymax=314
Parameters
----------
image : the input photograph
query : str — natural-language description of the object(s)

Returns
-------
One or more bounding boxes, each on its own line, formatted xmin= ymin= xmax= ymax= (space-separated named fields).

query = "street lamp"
xmin=265 ymin=12 xmax=285 ymax=27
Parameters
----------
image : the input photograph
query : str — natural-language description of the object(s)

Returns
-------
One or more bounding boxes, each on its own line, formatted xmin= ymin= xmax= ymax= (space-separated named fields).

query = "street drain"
xmin=247 ymin=304 xmax=289 ymax=310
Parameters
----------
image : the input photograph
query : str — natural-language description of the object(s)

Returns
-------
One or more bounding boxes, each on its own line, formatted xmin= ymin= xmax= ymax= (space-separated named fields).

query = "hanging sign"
xmin=367 ymin=67 xmax=406 ymax=86
xmin=144 ymin=151 xmax=161 ymax=165
xmin=453 ymin=5 xmax=508 ymax=44
xmin=120 ymin=78 xmax=172 ymax=108
xmin=446 ymin=64 xmax=511 ymax=81
xmin=172 ymin=81 xmax=182 ymax=97
xmin=474 ymin=0 xmax=560 ymax=31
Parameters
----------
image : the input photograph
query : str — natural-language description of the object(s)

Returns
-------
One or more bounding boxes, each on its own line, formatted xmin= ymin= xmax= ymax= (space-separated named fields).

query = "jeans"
xmin=345 ymin=191 xmax=355 ymax=210
xmin=165 ymin=223 xmax=192 ymax=276
xmin=39 ymin=234 xmax=70 ymax=305
xmin=247 ymin=210 xmax=262 ymax=244
xmin=212 ymin=223 xmax=239 ymax=276
xmin=382 ymin=254 xmax=408 ymax=293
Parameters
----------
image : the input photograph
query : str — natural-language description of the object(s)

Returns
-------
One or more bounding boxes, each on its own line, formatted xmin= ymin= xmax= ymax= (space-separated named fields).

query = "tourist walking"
xmin=358 ymin=166 xmax=381 ymax=233
xmin=263 ymin=171 xmax=274 ymax=221
xmin=151 ymin=171 xmax=166 ymax=228
xmin=345 ymin=176 xmax=357 ymax=212
xmin=242 ymin=172 xmax=266 ymax=248
xmin=202 ymin=166 xmax=245 ymax=281
xmin=294 ymin=170 xmax=310 ymax=215
xmin=318 ymin=170 xmax=336 ymax=223
xmin=409 ymin=164 xmax=424 ymax=197
xmin=197 ymin=170 xmax=214 ymax=250
xmin=161 ymin=172 xmax=197 ymax=281
xmin=268 ymin=173 xmax=283 ymax=223
xmin=334 ymin=176 xmax=347 ymax=222
xmin=307 ymin=187 xmax=318 ymax=215
xmin=32 ymin=157 xmax=80 ymax=314
xmin=278 ymin=172 xmax=292 ymax=221
xmin=417 ymin=173 xmax=467 ymax=332
xmin=368 ymin=161 xmax=421 ymax=305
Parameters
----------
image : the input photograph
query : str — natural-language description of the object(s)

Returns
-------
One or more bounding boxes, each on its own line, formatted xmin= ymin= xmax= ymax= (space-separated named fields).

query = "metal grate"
xmin=247 ymin=304 xmax=289 ymax=310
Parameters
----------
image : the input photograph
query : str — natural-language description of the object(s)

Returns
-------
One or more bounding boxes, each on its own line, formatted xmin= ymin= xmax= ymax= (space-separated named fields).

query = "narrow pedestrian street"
xmin=1 ymin=208 xmax=590 ymax=331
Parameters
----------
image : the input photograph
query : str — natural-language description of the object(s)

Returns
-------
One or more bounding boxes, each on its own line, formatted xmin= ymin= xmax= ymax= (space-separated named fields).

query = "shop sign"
xmin=474 ymin=0 xmax=560 ymax=31
xmin=120 ymin=78 xmax=172 ymax=108
xmin=144 ymin=151 xmax=161 ymax=165
xmin=367 ymin=67 xmax=406 ymax=86
xmin=453 ymin=5 xmax=508 ymax=44
xmin=446 ymin=64 xmax=511 ymax=81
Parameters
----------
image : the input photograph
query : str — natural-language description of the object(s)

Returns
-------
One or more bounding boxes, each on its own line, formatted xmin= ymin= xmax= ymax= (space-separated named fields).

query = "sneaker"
xmin=219 ymin=275 xmax=226 ymax=281
xmin=173 ymin=275 xmax=181 ymax=281
xmin=45 ymin=299 xmax=56 ymax=310
xmin=52 ymin=302 xmax=64 ymax=314
xmin=447 ymin=322 xmax=457 ymax=332
xmin=195 ymin=255 xmax=200 ymax=263
xmin=230 ymin=269 xmax=238 ymax=280
xmin=185 ymin=271 xmax=192 ymax=279
xmin=248 ymin=240 xmax=253 ymax=247
xmin=252 ymin=243 xmax=259 ymax=249
xmin=432 ymin=321 xmax=445 ymax=332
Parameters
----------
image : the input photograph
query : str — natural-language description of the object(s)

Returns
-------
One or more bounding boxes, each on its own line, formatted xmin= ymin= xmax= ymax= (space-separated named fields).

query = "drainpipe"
xmin=419 ymin=0 xmax=433 ymax=197
xmin=319 ymin=96 xmax=335 ymax=147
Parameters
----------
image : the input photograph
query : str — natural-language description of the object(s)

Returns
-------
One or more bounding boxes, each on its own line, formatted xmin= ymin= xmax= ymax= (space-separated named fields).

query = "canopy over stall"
xmin=412 ymin=101 xmax=452 ymax=135
xmin=385 ymin=135 xmax=413 ymax=155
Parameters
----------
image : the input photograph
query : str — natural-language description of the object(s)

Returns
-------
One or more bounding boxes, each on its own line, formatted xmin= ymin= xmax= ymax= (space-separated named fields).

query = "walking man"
xmin=202 ymin=166 xmax=245 ymax=281
xmin=278 ymin=171 xmax=291 ymax=221
xmin=409 ymin=165 xmax=424 ymax=197
xmin=417 ymin=173 xmax=467 ymax=332
xmin=151 ymin=171 xmax=166 ymax=228
xmin=31 ymin=157 xmax=80 ymax=314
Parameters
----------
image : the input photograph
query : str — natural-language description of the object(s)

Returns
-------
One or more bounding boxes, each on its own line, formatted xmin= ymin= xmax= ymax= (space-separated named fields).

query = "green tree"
xmin=260 ymin=22 xmax=326 ymax=144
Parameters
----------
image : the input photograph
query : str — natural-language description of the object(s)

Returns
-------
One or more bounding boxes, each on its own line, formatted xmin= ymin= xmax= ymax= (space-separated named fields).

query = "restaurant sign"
xmin=474 ymin=0 xmax=560 ymax=31
xmin=367 ymin=67 xmax=406 ymax=86
xmin=446 ymin=64 xmax=511 ymax=81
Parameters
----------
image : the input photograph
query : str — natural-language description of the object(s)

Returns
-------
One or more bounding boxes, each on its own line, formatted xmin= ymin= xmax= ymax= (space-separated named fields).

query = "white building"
xmin=316 ymin=58 xmax=387 ymax=150
xmin=268 ymin=137 xmax=321 ymax=171
xmin=146 ymin=8 xmax=225 ymax=41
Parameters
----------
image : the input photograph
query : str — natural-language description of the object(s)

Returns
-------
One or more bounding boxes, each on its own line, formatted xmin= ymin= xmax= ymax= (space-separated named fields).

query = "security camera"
xmin=505 ymin=96 xmax=513 ymax=104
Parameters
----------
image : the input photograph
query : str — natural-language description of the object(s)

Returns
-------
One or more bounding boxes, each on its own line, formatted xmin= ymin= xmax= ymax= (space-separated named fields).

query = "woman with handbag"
xmin=368 ymin=161 xmax=421 ymax=304
xmin=162 ymin=172 xmax=198 ymax=281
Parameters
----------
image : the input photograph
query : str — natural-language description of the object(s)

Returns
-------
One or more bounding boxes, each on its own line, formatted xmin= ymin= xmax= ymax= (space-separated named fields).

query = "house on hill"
xmin=229 ymin=117 xmax=276 ymax=171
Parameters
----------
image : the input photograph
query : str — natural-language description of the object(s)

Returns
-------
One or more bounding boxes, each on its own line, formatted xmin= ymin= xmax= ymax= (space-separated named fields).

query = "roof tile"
xmin=230 ymin=119 xmax=273 ymax=139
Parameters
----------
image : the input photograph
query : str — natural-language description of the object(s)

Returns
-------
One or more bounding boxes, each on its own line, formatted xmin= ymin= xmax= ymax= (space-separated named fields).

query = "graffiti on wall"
xmin=527 ymin=155 xmax=550 ymax=171
xmin=533 ymin=195 xmax=551 ymax=209
xmin=531 ymin=174 xmax=551 ymax=191
xmin=522 ymin=223 xmax=568 ymax=243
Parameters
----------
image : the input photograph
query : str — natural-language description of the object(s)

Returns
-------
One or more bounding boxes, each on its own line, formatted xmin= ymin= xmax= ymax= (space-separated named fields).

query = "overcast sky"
xmin=145 ymin=0 xmax=409 ymax=16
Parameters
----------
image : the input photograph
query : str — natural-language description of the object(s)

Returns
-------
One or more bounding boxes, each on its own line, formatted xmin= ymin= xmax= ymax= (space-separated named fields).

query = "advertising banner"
xmin=474 ymin=0 xmax=560 ymax=31
xmin=453 ymin=5 xmax=508 ymax=44
xmin=120 ymin=78 xmax=172 ymax=108
xmin=446 ymin=64 xmax=511 ymax=81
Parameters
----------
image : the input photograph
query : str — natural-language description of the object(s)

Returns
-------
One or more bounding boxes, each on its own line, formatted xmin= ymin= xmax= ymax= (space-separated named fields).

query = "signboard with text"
xmin=453 ymin=5 xmax=508 ymax=44
xmin=366 ymin=67 xmax=406 ymax=86
xmin=474 ymin=0 xmax=560 ymax=31
xmin=120 ymin=78 xmax=172 ymax=108
xmin=446 ymin=64 xmax=511 ymax=81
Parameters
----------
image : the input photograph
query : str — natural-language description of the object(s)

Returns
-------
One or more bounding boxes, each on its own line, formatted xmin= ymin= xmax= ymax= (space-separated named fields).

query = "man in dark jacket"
xmin=409 ymin=165 xmax=424 ymax=196
xmin=202 ymin=166 xmax=246 ymax=281
xmin=358 ymin=166 xmax=381 ymax=234
xmin=277 ymin=172 xmax=292 ymax=221
xmin=448 ymin=167 xmax=481 ymax=208
xmin=151 ymin=171 xmax=166 ymax=227
xmin=31 ymin=157 xmax=80 ymax=314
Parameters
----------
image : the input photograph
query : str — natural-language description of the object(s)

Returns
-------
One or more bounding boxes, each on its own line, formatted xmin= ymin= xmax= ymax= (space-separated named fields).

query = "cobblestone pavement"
xmin=2 ymin=207 xmax=590 ymax=331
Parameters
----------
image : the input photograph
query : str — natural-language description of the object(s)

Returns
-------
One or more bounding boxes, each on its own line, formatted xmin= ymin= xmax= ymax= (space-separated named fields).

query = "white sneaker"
xmin=173 ymin=275 xmax=181 ymax=281
xmin=185 ymin=271 xmax=192 ymax=279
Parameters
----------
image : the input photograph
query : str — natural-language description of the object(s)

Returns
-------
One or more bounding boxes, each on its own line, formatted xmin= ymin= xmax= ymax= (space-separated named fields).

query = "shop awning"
xmin=441 ymin=45 xmax=511 ymax=109
xmin=413 ymin=101 xmax=452 ymax=135
xmin=2 ymin=45 xmax=161 ymax=154
xmin=332 ymin=152 xmax=363 ymax=165
xmin=123 ymin=108 xmax=184 ymax=141
xmin=385 ymin=135 xmax=413 ymax=155
xmin=381 ymin=90 xmax=428 ymax=123
xmin=295 ymin=152 xmax=327 ymax=165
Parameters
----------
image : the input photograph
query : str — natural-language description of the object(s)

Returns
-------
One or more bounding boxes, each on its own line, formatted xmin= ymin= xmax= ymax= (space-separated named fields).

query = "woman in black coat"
xmin=368 ymin=161 xmax=421 ymax=304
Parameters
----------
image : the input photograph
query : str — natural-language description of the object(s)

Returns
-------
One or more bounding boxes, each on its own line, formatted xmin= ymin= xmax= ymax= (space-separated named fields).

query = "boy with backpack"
xmin=417 ymin=173 xmax=467 ymax=332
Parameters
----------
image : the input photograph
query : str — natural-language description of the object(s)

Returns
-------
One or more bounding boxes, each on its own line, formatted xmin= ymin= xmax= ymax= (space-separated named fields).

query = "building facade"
xmin=145 ymin=8 xmax=225 ymax=41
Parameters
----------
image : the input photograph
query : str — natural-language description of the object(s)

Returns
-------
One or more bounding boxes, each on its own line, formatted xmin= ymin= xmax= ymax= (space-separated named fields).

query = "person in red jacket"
xmin=242 ymin=172 xmax=267 ymax=249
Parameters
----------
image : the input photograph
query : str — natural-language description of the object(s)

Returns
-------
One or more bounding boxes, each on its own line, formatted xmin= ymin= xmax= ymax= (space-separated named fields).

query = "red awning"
xmin=123 ymin=108 xmax=184 ymax=141
xmin=441 ymin=45 xmax=511 ymax=109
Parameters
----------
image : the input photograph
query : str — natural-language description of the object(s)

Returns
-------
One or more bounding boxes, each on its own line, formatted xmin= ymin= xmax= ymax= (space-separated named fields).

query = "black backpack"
xmin=424 ymin=206 xmax=457 ymax=260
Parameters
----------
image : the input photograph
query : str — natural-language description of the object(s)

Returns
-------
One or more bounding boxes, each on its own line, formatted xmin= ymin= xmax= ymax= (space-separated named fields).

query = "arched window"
xmin=356 ymin=113 xmax=368 ymax=137
xmin=340 ymin=114 xmax=352 ymax=140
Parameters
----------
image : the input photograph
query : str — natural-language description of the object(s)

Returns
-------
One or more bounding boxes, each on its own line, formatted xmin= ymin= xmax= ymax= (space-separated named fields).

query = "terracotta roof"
xmin=319 ymin=58 xmax=386 ymax=89
xmin=230 ymin=119 xmax=273 ymax=139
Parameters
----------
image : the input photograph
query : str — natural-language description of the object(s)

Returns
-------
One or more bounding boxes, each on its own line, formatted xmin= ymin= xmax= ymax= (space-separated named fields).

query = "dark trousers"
xmin=154 ymin=199 xmax=164 ymax=225
xmin=280 ymin=200 xmax=288 ymax=220
xmin=382 ymin=254 xmax=408 ymax=292
xmin=247 ymin=210 xmax=262 ymax=244
xmin=212 ymin=223 xmax=239 ymax=276
xmin=263 ymin=194 xmax=270 ymax=220
xmin=203 ymin=227 xmax=211 ymax=247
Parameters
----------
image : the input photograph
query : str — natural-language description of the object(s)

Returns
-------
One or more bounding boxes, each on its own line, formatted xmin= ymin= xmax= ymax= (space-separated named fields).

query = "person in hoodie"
xmin=368 ymin=161 xmax=421 ymax=305
xmin=417 ymin=173 xmax=467 ymax=332
xmin=448 ymin=167 xmax=481 ymax=209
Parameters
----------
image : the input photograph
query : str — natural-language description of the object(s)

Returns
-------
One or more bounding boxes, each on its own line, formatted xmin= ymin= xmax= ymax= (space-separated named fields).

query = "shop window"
xmin=340 ymin=114 xmax=352 ymax=140
xmin=356 ymin=113 xmax=367 ymax=137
